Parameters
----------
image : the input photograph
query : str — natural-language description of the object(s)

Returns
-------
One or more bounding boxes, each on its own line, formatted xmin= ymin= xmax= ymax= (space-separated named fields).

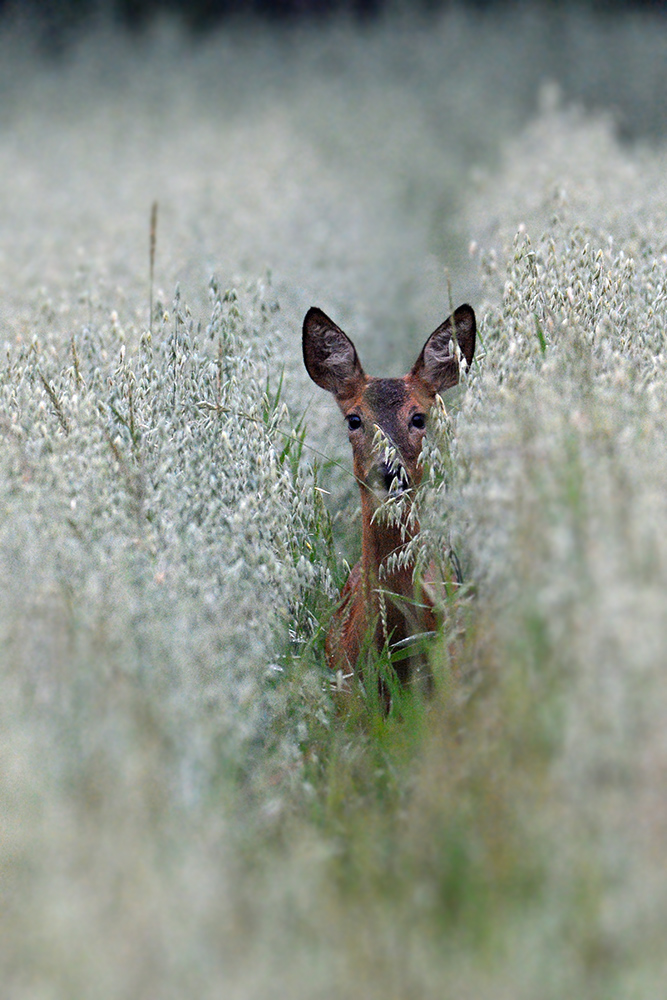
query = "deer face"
xmin=302 ymin=305 xmax=476 ymax=504
xmin=340 ymin=375 xmax=432 ymax=499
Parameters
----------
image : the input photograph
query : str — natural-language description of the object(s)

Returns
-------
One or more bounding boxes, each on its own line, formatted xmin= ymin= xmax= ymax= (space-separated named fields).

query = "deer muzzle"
xmin=377 ymin=460 xmax=410 ymax=496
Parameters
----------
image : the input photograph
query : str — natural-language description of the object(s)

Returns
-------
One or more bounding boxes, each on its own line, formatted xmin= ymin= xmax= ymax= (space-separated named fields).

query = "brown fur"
xmin=303 ymin=304 xmax=476 ymax=693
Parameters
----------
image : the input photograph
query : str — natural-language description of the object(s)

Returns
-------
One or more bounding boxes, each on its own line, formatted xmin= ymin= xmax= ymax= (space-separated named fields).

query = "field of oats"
xmin=2 ymin=6 xmax=667 ymax=998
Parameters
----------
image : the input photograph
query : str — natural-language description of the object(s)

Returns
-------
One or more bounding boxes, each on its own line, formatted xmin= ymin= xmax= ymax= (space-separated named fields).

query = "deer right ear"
xmin=410 ymin=304 xmax=477 ymax=396
xmin=302 ymin=307 xmax=365 ymax=399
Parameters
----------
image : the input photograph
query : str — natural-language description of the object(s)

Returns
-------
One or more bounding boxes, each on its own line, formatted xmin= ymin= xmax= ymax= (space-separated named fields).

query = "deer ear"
xmin=410 ymin=304 xmax=476 ymax=395
xmin=302 ymin=307 xmax=365 ymax=399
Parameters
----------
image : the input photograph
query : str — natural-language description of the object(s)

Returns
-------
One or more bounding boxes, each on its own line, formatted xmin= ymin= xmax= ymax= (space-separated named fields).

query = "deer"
xmin=302 ymin=303 xmax=476 ymax=702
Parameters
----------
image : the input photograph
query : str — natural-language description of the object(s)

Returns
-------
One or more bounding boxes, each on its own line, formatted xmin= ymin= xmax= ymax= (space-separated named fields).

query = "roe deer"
xmin=303 ymin=304 xmax=476 ymax=696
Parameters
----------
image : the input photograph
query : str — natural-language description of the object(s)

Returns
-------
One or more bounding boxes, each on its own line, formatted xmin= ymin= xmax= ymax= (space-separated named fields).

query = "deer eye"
xmin=346 ymin=414 xmax=362 ymax=431
xmin=410 ymin=413 xmax=426 ymax=430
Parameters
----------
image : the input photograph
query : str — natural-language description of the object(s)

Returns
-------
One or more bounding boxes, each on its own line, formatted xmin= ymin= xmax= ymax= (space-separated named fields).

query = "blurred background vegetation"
xmin=2 ymin=3 xmax=667 ymax=998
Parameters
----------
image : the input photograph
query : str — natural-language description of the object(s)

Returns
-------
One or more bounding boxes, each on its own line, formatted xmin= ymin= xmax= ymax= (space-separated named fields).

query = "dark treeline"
xmin=2 ymin=0 xmax=667 ymax=43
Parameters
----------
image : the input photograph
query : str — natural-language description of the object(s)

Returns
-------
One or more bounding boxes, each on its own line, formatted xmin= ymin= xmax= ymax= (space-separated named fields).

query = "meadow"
xmin=2 ymin=6 xmax=667 ymax=997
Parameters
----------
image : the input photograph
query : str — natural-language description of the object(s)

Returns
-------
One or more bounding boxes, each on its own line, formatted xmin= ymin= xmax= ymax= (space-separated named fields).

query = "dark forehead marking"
xmin=364 ymin=378 xmax=408 ymax=411
xmin=362 ymin=379 xmax=412 ymax=443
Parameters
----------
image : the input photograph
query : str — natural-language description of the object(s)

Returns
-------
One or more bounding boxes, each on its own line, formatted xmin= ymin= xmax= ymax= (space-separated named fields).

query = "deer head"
xmin=302 ymin=305 xmax=476 ymax=505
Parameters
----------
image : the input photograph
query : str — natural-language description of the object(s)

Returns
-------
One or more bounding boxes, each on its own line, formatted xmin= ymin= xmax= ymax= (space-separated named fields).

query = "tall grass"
xmin=2 ymin=7 xmax=667 ymax=999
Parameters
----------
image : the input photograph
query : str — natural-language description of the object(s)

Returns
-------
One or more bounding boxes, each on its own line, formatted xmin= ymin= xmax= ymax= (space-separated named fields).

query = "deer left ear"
xmin=302 ymin=307 xmax=366 ymax=400
xmin=410 ymin=304 xmax=476 ymax=395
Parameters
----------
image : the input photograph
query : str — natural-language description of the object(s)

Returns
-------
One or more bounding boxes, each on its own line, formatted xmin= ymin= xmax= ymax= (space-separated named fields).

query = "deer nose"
xmin=379 ymin=461 xmax=409 ymax=494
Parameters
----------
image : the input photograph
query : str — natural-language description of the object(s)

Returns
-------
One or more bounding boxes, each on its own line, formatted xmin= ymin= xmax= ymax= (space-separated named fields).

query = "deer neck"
xmin=360 ymin=490 xmax=419 ymax=597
